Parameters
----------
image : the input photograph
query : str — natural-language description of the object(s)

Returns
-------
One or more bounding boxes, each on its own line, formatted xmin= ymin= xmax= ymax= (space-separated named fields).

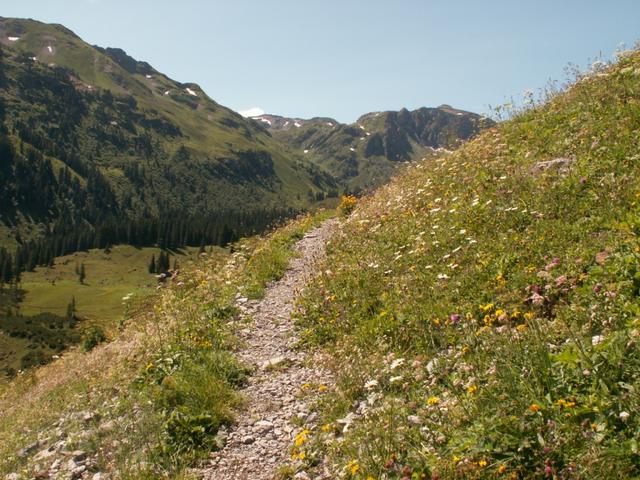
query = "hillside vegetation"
xmin=0 ymin=244 xmax=216 ymax=375
xmin=254 ymin=106 xmax=491 ymax=193
xmin=293 ymin=51 xmax=640 ymax=478
xmin=0 ymin=17 xmax=335 ymax=251
xmin=0 ymin=212 xmax=331 ymax=479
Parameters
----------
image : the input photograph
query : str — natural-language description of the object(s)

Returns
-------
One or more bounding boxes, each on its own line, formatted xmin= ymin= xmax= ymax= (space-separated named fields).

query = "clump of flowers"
xmin=339 ymin=195 xmax=358 ymax=215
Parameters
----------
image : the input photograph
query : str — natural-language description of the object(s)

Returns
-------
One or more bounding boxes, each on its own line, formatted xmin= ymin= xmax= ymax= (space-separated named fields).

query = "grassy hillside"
xmin=255 ymin=106 xmax=491 ymax=193
xmin=0 ymin=244 xmax=222 ymax=374
xmin=292 ymin=51 xmax=640 ymax=478
xmin=0 ymin=17 xmax=335 ymax=245
xmin=0 ymin=211 xmax=332 ymax=479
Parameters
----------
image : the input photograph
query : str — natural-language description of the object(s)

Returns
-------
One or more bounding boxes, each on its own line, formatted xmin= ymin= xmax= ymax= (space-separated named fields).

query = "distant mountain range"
xmin=249 ymin=106 xmax=492 ymax=191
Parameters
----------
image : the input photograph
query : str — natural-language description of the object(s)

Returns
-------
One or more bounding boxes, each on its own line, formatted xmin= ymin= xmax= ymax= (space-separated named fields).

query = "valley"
xmin=0 ymin=16 xmax=487 ymax=380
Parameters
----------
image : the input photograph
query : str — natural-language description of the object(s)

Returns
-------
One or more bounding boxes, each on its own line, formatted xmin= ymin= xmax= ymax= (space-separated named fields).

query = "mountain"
xmin=251 ymin=105 xmax=492 ymax=192
xmin=0 ymin=17 xmax=336 ymax=253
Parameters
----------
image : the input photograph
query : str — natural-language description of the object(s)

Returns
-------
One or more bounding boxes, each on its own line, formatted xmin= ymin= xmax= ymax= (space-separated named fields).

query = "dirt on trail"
xmin=200 ymin=218 xmax=339 ymax=480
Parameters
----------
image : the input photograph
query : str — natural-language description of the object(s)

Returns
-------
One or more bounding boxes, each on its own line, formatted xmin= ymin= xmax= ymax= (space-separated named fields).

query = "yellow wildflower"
xmin=498 ymin=464 xmax=508 ymax=474
xmin=516 ymin=324 xmax=527 ymax=332
xmin=427 ymin=396 xmax=440 ymax=405
xmin=467 ymin=385 xmax=478 ymax=394
xmin=294 ymin=429 xmax=310 ymax=447
xmin=480 ymin=303 xmax=494 ymax=313
xmin=478 ymin=459 xmax=488 ymax=468
xmin=529 ymin=403 xmax=541 ymax=413
xmin=524 ymin=312 xmax=535 ymax=320
xmin=321 ymin=424 xmax=332 ymax=432
xmin=318 ymin=384 xmax=328 ymax=392
xmin=347 ymin=460 xmax=360 ymax=475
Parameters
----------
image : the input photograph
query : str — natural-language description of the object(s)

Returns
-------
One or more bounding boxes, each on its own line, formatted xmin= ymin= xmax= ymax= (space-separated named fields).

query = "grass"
xmin=0 ymin=210 xmax=331 ymax=479
xmin=291 ymin=50 xmax=640 ymax=478
xmin=0 ymin=244 xmax=219 ymax=374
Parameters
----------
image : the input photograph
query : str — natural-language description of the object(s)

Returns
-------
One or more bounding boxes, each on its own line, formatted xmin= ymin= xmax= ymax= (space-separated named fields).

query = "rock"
xmin=82 ymin=412 xmax=101 ymax=423
xmin=92 ymin=474 xmax=103 ymax=480
xmin=254 ymin=420 xmax=273 ymax=432
xmin=294 ymin=472 xmax=311 ymax=480
xmin=34 ymin=447 xmax=56 ymax=461
xmin=260 ymin=356 xmax=289 ymax=370
xmin=531 ymin=157 xmax=574 ymax=175
xmin=17 ymin=440 xmax=41 ymax=458
xmin=241 ymin=435 xmax=255 ymax=445
xmin=6 ymin=474 xmax=20 ymax=480
xmin=71 ymin=465 xmax=87 ymax=478
xmin=71 ymin=450 xmax=86 ymax=462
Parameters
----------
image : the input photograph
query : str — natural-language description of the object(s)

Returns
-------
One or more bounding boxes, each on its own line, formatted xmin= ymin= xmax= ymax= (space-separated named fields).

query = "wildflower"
xmin=390 ymin=358 xmax=405 ymax=369
xmin=498 ymin=464 xmax=507 ymax=474
xmin=364 ymin=379 xmax=378 ymax=390
xmin=294 ymin=429 xmax=310 ymax=447
xmin=321 ymin=423 xmax=332 ymax=432
xmin=479 ymin=303 xmax=494 ymax=313
xmin=620 ymin=411 xmax=630 ymax=422
xmin=516 ymin=324 xmax=527 ymax=332
xmin=556 ymin=399 xmax=575 ymax=408
xmin=318 ymin=384 xmax=328 ymax=392
xmin=427 ymin=396 xmax=440 ymax=405
xmin=347 ymin=460 xmax=360 ymax=475
xmin=524 ymin=312 xmax=535 ymax=320
xmin=478 ymin=459 xmax=488 ymax=468
xmin=529 ymin=403 xmax=541 ymax=413
xmin=467 ymin=385 xmax=478 ymax=394
xmin=453 ymin=455 xmax=461 ymax=463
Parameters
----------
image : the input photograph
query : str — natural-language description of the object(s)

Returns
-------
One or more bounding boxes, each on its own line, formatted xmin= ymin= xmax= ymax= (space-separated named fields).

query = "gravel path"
xmin=201 ymin=218 xmax=338 ymax=480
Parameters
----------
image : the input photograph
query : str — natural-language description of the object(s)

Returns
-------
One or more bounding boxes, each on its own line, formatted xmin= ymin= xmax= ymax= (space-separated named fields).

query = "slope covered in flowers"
xmin=294 ymin=51 xmax=640 ymax=478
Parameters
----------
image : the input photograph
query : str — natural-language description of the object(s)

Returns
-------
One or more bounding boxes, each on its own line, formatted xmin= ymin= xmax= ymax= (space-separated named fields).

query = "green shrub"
xmin=81 ymin=325 xmax=106 ymax=351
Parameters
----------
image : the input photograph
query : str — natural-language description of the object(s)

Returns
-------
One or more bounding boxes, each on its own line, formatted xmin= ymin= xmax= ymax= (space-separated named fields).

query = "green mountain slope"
xmin=252 ymin=106 xmax=492 ymax=192
xmin=294 ymin=51 xmax=640 ymax=477
xmin=0 ymin=17 xmax=335 ymax=247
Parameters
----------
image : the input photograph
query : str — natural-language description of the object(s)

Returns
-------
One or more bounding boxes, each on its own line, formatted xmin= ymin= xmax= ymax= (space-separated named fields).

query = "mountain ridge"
xmin=253 ymin=105 xmax=492 ymax=192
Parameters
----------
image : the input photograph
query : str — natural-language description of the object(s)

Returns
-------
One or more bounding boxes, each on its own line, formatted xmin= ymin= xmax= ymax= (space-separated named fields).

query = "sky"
xmin=2 ymin=1 xmax=640 ymax=123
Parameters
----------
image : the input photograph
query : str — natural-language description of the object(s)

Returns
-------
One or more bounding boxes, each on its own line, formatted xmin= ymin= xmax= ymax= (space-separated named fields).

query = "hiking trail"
xmin=201 ymin=218 xmax=339 ymax=480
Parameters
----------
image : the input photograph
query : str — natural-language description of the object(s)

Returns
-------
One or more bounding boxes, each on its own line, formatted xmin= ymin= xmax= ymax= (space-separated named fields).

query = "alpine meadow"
xmin=1 ymin=3 xmax=640 ymax=480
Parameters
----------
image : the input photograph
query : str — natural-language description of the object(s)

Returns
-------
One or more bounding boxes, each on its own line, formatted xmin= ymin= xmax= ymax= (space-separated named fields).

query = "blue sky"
xmin=3 ymin=1 xmax=640 ymax=122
